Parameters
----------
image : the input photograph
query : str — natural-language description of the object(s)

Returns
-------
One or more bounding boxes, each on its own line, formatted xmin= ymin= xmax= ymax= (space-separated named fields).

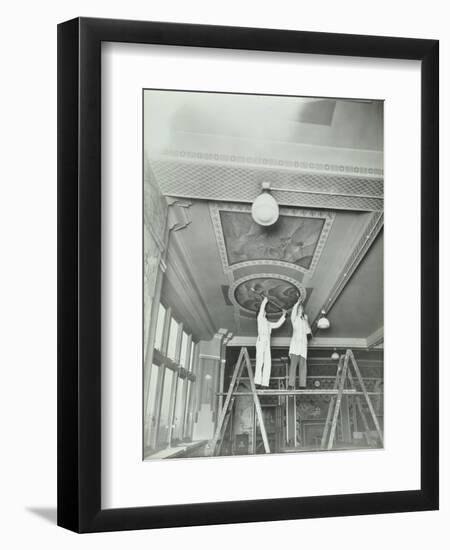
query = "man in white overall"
xmin=254 ymin=296 xmax=286 ymax=387
xmin=288 ymin=298 xmax=311 ymax=388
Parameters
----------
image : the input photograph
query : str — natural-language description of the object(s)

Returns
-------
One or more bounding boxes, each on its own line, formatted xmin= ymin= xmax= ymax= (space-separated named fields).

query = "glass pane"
xmin=189 ymin=342 xmax=195 ymax=372
xmin=145 ymin=364 xmax=159 ymax=447
xmin=173 ymin=377 xmax=184 ymax=440
xmin=184 ymin=380 xmax=193 ymax=440
xmin=154 ymin=303 xmax=166 ymax=351
xmin=179 ymin=332 xmax=188 ymax=368
xmin=167 ymin=318 xmax=179 ymax=360
xmin=158 ymin=368 xmax=174 ymax=446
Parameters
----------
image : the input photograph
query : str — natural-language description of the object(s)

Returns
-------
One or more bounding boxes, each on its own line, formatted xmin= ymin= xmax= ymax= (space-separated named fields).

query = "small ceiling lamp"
xmin=317 ymin=310 xmax=330 ymax=330
xmin=331 ymin=349 xmax=339 ymax=360
xmin=251 ymin=182 xmax=279 ymax=226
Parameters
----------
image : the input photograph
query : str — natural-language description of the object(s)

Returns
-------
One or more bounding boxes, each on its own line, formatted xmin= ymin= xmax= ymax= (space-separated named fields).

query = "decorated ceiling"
xmin=220 ymin=211 xmax=325 ymax=269
xmin=211 ymin=203 xmax=334 ymax=276
xmin=146 ymin=90 xmax=384 ymax=346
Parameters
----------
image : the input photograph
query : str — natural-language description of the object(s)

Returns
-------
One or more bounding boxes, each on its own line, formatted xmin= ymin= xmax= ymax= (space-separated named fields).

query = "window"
xmin=182 ymin=342 xmax=196 ymax=440
xmin=167 ymin=318 xmax=179 ymax=360
xmin=183 ymin=380 xmax=192 ymax=439
xmin=154 ymin=303 xmax=166 ymax=351
xmin=158 ymin=368 xmax=174 ymax=446
xmin=146 ymin=302 xmax=198 ymax=451
xmin=173 ymin=377 xmax=184 ymax=441
xmin=145 ymin=363 xmax=159 ymax=448
xmin=179 ymin=331 xmax=188 ymax=369
xmin=189 ymin=342 xmax=196 ymax=372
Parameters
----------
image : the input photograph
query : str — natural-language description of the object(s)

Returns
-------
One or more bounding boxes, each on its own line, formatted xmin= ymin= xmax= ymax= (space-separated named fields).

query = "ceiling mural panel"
xmin=210 ymin=202 xmax=335 ymax=276
xmin=220 ymin=211 xmax=325 ymax=270
xmin=229 ymin=275 xmax=307 ymax=316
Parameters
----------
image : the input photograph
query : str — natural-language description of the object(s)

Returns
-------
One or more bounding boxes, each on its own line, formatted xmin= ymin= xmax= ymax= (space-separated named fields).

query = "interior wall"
xmin=143 ymin=161 xmax=168 ymax=360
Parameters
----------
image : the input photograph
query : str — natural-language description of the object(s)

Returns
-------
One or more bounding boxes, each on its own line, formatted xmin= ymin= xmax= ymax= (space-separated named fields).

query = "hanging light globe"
xmin=251 ymin=182 xmax=279 ymax=226
xmin=331 ymin=349 xmax=339 ymax=360
xmin=317 ymin=310 xmax=330 ymax=330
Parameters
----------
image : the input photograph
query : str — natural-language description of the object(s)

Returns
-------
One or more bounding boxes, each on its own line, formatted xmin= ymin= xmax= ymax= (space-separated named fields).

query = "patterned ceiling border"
xmin=312 ymin=211 xmax=384 ymax=331
xmin=150 ymin=159 xmax=384 ymax=212
xmin=228 ymin=273 xmax=307 ymax=317
xmin=162 ymin=148 xmax=384 ymax=178
xmin=209 ymin=202 xmax=335 ymax=276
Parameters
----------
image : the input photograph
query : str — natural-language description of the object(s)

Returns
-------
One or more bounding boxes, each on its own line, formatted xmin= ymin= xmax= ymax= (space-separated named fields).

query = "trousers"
xmin=288 ymin=354 xmax=307 ymax=387
xmin=255 ymin=340 xmax=271 ymax=387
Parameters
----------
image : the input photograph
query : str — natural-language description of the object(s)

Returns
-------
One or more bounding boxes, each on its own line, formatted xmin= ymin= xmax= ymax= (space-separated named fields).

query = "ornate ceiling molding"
xmin=209 ymin=202 xmax=335 ymax=277
xmin=150 ymin=157 xmax=384 ymax=212
xmin=161 ymin=148 xmax=384 ymax=178
xmin=167 ymin=198 xmax=192 ymax=232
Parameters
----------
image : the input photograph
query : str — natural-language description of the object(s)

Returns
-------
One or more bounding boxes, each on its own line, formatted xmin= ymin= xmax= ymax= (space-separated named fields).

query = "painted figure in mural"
xmin=254 ymin=296 xmax=286 ymax=387
xmin=221 ymin=212 xmax=324 ymax=269
xmin=288 ymin=298 xmax=312 ymax=388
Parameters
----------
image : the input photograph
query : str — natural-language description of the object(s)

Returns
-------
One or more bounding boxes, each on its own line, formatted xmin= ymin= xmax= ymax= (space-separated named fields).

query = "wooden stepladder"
xmin=321 ymin=349 xmax=384 ymax=450
xmin=209 ymin=347 xmax=270 ymax=456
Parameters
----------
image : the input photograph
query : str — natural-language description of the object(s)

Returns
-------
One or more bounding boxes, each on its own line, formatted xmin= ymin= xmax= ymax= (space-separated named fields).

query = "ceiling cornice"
xmin=160 ymin=146 xmax=383 ymax=178
xmin=149 ymin=157 xmax=383 ymax=212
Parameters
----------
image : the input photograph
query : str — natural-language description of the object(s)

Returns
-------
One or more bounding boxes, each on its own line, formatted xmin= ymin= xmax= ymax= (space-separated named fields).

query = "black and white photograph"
xmin=0 ymin=0 xmax=443 ymax=542
xmin=143 ymin=90 xmax=384 ymax=459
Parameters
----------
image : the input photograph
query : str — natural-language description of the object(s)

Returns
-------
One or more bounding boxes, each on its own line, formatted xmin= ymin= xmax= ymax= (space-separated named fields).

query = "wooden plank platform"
xmin=216 ymin=389 xmax=382 ymax=396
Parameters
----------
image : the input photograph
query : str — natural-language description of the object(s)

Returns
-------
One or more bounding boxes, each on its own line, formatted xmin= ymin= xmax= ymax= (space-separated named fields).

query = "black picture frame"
xmin=57 ymin=17 xmax=439 ymax=533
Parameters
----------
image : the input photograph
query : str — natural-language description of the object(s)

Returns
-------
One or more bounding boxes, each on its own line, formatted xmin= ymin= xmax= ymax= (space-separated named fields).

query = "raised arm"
xmin=291 ymin=301 xmax=299 ymax=324
xmin=270 ymin=311 xmax=286 ymax=329
xmin=258 ymin=296 xmax=268 ymax=320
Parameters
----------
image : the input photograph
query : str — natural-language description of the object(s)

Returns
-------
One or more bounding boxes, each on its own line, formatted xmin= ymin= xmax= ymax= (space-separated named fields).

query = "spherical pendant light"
xmin=317 ymin=310 xmax=330 ymax=330
xmin=331 ymin=349 xmax=339 ymax=360
xmin=251 ymin=182 xmax=279 ymax=226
